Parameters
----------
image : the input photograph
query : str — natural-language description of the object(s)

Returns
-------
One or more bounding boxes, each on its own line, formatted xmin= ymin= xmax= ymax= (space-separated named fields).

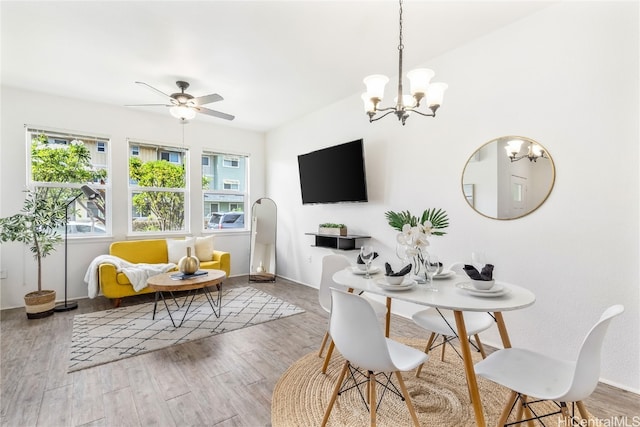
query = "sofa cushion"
xmin=166 ymin=237 xmax=196 ymax=264
xmin=110 ymin=239 xmax=169 ymax=264
xmin=195 ymin=235 xmax=215 ymax=262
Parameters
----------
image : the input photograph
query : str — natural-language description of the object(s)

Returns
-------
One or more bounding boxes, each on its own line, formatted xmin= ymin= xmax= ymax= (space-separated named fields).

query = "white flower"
xmin=396 ymin=222 xmax=430 ymax=251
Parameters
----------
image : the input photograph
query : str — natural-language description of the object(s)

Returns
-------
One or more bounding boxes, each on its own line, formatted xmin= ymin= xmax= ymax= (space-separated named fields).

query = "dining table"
xmin=332 ymin=265 xmax=536 ymax=427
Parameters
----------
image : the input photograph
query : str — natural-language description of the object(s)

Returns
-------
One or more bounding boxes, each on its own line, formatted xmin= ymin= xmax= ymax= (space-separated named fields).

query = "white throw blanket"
xmin=84 ymin=254 xmax=176 ymax=298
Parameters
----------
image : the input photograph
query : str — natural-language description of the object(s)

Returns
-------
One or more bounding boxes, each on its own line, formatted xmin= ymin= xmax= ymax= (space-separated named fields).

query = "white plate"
xmin=351 ymin=265 xmax=381 ymax=275
xmin=456 ymin=282 xmax=509 ymax=297
xmin=433 ymin=270 xmax=456 ymax=280
xmin=375 ymin=278 xmax=416 ymax=291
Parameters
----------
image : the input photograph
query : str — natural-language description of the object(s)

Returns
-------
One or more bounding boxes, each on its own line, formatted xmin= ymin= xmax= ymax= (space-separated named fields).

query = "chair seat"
xmin=412 ymin=308 xmax=493 ymax=336
xmin=475 ymin=348 xmax=576 ymax=400
xmin=386 ymin=338 xmax=429 ymax=372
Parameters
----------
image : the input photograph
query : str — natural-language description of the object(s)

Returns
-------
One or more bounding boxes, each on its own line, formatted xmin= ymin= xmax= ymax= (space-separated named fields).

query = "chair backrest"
xmin=318 ymin=255 xmax=351 ymax=312
xmin=564 ymin=304 xmax=624 ymax=401
xmin=329 ymin=288 xmax=397 ymax=372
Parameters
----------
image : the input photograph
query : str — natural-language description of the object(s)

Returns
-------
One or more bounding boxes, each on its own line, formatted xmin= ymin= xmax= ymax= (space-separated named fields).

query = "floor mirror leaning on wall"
xmin=249 ymin=197 xmax=277 ymax=282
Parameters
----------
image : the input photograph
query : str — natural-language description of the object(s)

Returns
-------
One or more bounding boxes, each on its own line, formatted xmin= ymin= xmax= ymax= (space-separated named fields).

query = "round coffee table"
xmin=147 ymin=269 xmax=226 ymax=328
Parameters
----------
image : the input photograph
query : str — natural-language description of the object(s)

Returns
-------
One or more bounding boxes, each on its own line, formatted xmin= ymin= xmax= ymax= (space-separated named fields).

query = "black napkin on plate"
xmin=463 ymin=264 xmax=494 ymax=281
xmin=384 ymin=262 xmax=412 ymax=277
xmin=357 ymin=252 xmax=379 ymax=264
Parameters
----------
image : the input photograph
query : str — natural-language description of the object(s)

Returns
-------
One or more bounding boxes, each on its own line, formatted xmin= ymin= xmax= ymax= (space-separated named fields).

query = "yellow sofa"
xmin=98 ymin=238 xmax=230 ymax=307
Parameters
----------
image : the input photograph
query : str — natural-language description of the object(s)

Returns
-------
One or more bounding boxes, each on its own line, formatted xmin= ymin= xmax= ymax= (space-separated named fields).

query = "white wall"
xmin=0 ymin=87 xmax=265 ymax=309
xmin=265 ymin=2 xmax=639 ymax=392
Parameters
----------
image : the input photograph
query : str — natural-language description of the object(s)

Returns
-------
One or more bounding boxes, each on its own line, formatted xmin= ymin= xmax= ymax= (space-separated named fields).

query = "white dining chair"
xmin=411 ymin=262 xmax=494 ymax=376
xmin=321 ymin=288 xmax=428 ymax=427
xmin=318 ymin=254 xmax=387 ymax=373
xmin=474 ymin=304 xmax=624 ymax=426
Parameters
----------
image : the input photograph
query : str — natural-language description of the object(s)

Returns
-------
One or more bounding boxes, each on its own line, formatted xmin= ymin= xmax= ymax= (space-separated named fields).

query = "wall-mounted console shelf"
xmin=305 ymin=233 xmax=370 ymax=251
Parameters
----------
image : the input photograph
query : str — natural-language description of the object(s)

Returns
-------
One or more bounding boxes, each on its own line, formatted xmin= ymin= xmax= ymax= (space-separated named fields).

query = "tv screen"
xmin=298 ymin=139 xmax=368 ymax=205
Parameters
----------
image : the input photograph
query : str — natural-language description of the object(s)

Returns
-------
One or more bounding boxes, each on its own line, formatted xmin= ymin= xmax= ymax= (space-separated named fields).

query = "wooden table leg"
xmin=454 ymin=310 xmax=486 ymax=427
xmin=494 ymin=312 xmax=512 ymax=348
xmin=385 ymin=297 xmax=392 ymax=338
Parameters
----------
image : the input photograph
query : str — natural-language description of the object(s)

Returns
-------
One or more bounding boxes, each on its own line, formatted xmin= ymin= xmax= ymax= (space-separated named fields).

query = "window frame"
xmin=26 ymin=125 xmax=111 ymax=239
xmin=202 ymin=150 xmax=249 ymax=232
xmin=127 ymin=138 xmax=189 ymax=236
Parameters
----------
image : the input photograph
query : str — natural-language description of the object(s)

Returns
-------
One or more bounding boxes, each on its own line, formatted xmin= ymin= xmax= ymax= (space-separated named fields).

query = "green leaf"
xmin=385 ymin=208 xmax=449 ymax=235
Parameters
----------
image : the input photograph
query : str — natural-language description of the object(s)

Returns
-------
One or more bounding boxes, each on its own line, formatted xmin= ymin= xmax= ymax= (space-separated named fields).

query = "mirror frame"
xmin=249 ymin=197 xmax=277 ymax=282
xmin=461 ymin=136 xmax=556 ymax=220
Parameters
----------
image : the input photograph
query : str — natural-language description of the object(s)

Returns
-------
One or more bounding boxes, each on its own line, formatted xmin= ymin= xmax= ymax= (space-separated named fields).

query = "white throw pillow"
xmin=166 ymin=237 xmax=196 ymax=264
xmin=195 ymin=235 xmax=215 ymax=262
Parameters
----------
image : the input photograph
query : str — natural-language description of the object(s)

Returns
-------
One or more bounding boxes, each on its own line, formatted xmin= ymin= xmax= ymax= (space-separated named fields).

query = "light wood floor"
xmin=1 ymin=276 xmax=637 ymax=426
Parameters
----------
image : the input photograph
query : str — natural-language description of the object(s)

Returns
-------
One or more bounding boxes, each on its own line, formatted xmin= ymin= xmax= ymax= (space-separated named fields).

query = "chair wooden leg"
xmin=440 ymin=335 xmax=447 ymax=361
xmin=395 ymin=371 xmax=421 ymax=427
xmin=322 ymin=341 xmax=335 ymax=374
xmin=415 ymin=332 xmax=436 ymax=378
xmin=112 ymin=298 xmax=122 ymax=308
xmin=318 ymin=331 xmax=329 ymax=357
xmin=575 ymin=401 xmax=589 ymax=422
xmin=560 ymin=402 xmax=572 ymax=426
xmin=321 ymin=361 xmax=350 ymax=427
xmin=498 ymin=391 xmax=519 ymax=426
xmin=519 ymin=395 xmax=535 ymax=427
xmin=369 ymin=371 xmax=377 ymax=427
xmin=474 ymin=334 xmax=487 ymax=359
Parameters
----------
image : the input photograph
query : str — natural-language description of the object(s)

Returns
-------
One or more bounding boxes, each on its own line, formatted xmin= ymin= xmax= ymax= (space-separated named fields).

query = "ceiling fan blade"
xmin=196 ymin=106 xmax=235 ymax=121
xmin=125 ymin=103 xmax=172 ymax=107
xmin=135 ymin=81 xmax=173 ymax=100
xmin=191 ymin=93 xmax=223 ymax=106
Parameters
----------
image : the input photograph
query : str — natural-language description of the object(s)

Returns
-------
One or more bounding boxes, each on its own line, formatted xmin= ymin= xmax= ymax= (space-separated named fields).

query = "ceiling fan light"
xmin=363 ymin=74 xmax=389 ymax=101
xmin=407 ymin=68 xmax=434 ymax=97
xmin=170 ymin=105 xmax=196 ymax=120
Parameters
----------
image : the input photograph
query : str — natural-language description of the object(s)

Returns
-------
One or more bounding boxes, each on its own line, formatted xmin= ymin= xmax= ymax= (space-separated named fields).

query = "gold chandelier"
xmin=362 ymin=0 xmax=448 ymax=125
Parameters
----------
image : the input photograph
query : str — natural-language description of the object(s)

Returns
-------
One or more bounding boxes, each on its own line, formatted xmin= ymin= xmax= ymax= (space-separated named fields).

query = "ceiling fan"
xmin=127 ymin=80 xmax=234 ymax=122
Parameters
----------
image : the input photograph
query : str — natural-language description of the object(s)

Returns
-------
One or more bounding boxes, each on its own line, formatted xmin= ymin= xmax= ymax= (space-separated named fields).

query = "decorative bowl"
xmin=357 ymin=263 xmax=367 ymax=271
xmin=384 ymin=275 xmax=405 ymax=285
xmin=470 ymin=279 xmax=495 ymax=290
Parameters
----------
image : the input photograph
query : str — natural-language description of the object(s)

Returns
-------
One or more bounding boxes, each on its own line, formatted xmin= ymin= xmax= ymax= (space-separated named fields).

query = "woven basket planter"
xmin=24 ymin=290 xmax=56 ymax=319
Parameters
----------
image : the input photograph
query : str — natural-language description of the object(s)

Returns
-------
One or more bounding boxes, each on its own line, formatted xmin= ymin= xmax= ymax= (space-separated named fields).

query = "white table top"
xmin=333 ymin=267 xmax=536 ymax=312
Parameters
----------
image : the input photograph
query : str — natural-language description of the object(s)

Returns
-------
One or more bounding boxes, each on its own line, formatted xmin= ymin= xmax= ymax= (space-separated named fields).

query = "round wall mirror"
xmin=461 ymin=136 xmax=555 ymax=220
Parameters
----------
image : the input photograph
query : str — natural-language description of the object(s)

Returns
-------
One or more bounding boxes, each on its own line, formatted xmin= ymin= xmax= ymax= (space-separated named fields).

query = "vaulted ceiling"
xmin=1 ymin=1 xmax=555 ymax=132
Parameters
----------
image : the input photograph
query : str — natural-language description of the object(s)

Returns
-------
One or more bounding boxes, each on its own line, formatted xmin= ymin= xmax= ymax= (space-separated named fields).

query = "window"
xmin=27 ymin=127 xmax=110 ymax=237
xmin=160 ymin=151 xmax=181 ymax=163
xmin=128 ymin=139 xmax=188 ymax=234
xmin=202 ymin=151 xmax=248 ymax=230
xmin=223 ymin=179 xmax=240 ymax=190
xmin=223 ymin=156 xmax=239 ymax=168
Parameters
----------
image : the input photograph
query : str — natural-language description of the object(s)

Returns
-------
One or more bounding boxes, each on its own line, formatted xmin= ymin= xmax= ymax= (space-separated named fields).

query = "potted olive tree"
xmin=0 ymin=189 xmax=66 ymax=318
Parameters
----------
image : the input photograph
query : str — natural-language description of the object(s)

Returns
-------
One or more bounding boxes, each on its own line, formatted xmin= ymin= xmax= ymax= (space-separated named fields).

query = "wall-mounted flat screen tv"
xmin=298 ymin=139 xmax=368 ymax=205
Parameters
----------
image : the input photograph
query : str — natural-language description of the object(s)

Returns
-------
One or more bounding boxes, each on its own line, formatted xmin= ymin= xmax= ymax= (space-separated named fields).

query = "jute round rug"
xmin=272 ymin=338 xmax=602 ymax=426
